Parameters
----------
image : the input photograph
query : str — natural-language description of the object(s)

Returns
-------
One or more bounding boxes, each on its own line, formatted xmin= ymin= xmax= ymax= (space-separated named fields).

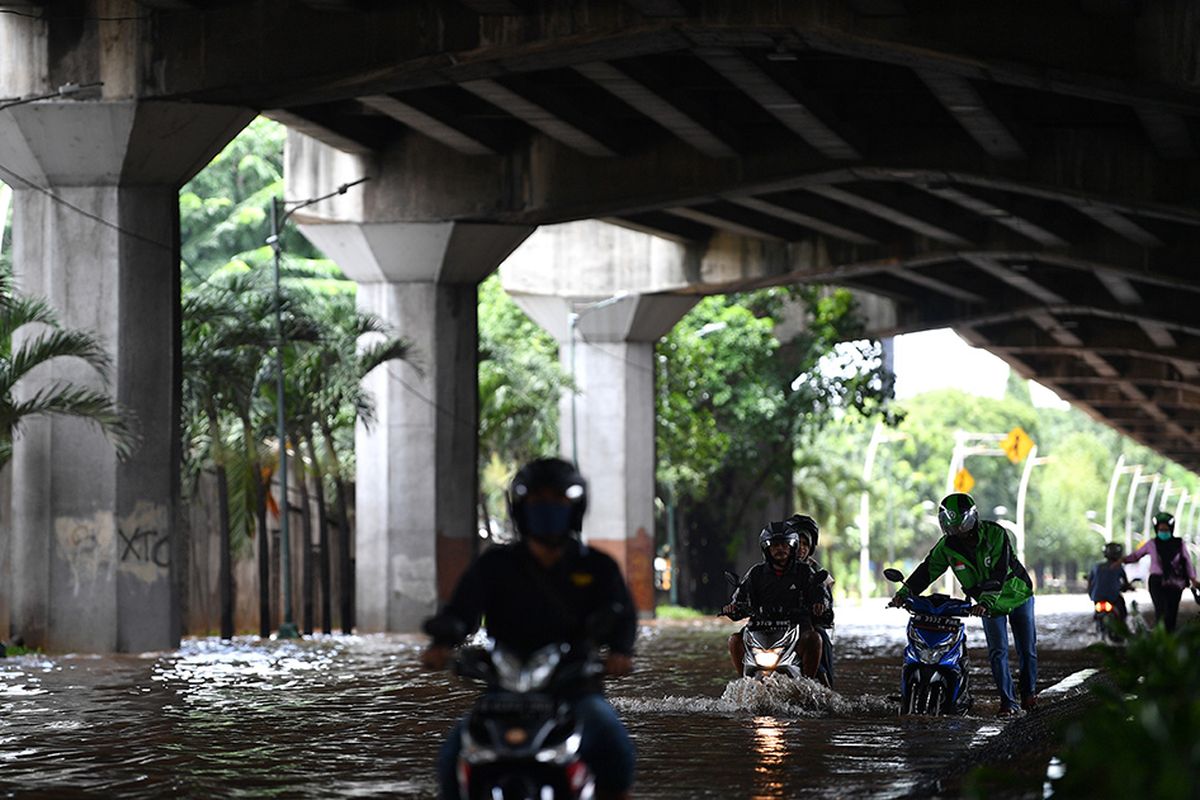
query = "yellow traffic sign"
xmin=1000 ymin=426 xmax=1035 ymax=464
xmin=954 ymin=467 xmax=975 ymax=493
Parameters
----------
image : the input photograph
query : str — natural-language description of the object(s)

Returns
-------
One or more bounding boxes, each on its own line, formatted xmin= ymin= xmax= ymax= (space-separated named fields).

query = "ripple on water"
xmin=614 ymin=673 xmax=895 ymax=718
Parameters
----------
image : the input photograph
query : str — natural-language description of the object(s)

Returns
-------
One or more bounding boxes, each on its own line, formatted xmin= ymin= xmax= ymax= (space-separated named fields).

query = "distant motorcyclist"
xmin=723 ymin=515 xmax=830 ymax=681
xmin=420 ymin=457 xmax=637 ymax=800
xmin=1122 ymin=511 xmax=1200 ymax=633
xmin=1087 ymin=542 xmax=1131 ymax=622
xmin=888 ymin=493 xmax=1037 ymax=716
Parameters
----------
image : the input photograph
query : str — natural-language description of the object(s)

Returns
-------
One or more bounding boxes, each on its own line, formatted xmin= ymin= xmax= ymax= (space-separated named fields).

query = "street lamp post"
xmin=1142 ymin=473 xmax=1162 ymax=542
xmin=1104 ymin=455 xmax=1138 ymax=543
xmin=858 ymin=421 xmax=905 ymax=599
xmin=1014 ymin=445 xmax=1051 ymax=562
xmin=1125 ymin=469 xmax=1155 ymax=551
xmin=266 ymin=178 xmax=368 ymax=639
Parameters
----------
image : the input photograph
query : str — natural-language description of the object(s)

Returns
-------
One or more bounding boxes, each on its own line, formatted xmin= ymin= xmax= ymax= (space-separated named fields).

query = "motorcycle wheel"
xmin=925 ymin=683 xmax=944 ymax=716
xmin=912 ymin=683 xmax=930 ymax=714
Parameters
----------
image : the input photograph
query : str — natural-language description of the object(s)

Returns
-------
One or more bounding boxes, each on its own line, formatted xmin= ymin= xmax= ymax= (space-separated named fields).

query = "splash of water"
xmin=614 ymin=673 xmax=895 ymax=718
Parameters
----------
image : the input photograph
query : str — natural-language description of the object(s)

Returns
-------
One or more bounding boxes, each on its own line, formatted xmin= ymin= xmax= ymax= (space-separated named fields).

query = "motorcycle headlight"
xmin=753 ymin=649 xmax=781 ymax=669
xmin=493 ymin=643 xmax=563 ymax=692
xmin=910 ymin=629 xmax=958 ymax=665
xmin=535 ymin=732 xmax=583 ymax=764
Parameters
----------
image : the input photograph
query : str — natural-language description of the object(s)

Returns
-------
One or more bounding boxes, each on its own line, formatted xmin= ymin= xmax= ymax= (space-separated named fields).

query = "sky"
xmin=891 ymin=328 xmax=1069 ymax=409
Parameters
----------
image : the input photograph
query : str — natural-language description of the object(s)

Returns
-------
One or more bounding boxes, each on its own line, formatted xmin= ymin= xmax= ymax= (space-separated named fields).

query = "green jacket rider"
xmin=894 ymin=519 xmax=1032 ymax=615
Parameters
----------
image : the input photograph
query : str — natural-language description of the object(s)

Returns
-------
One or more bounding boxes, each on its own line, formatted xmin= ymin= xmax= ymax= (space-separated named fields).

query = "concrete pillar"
xmin=511 ymin=292 xmax=696 ymax=614
xmin=297 ymin=221 xmax=532 ymax=632
xmin=0 ymin=101 xmax=250 ymax=652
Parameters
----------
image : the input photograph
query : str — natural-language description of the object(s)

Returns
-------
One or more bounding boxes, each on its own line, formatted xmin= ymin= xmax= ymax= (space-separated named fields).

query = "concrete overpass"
xmin=1 ymin=0 xmax=1198 ymax=650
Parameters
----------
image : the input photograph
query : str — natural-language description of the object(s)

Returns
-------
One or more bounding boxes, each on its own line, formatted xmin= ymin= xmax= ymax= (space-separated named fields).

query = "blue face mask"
xmin=1157 ymin=530 xmax=1172 ymax=540
xmin=522 ymin=503 xmax=573 ymax=541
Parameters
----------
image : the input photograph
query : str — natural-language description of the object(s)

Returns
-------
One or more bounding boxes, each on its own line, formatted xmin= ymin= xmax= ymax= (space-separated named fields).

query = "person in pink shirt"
xmin=1123 ymin=511 xmax=1200 ymax=632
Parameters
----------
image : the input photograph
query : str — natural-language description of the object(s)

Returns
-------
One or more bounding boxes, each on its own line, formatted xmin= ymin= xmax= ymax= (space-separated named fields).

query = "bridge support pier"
xmin=298 ymin=220 xmax=531 ymax=631
xmin=511 ymin=287 xmax=696 ymax=616
xmin=0 ymin=101 xmax=249 ymax=652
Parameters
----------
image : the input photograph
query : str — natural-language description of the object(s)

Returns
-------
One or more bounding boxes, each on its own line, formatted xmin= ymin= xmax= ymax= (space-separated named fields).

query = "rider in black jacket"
xmin=421 ymin=458 xmax=637 ymax=800
xmin=723 ymin=515 xmax=830 ymax=680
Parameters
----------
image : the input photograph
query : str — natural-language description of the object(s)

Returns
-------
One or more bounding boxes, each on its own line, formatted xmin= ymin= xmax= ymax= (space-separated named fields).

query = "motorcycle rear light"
xmin=566 ymin=759 xmax=588 ymax=792
xmin=1095 ymin=601 xmax=1113 ymax=612
xmin=456 ymin=759 xmax=470 ymax=792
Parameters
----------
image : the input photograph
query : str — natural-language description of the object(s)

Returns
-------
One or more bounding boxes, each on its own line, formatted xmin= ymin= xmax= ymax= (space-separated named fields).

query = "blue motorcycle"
xmin=883 ymin=568 xmax=973 ymax=716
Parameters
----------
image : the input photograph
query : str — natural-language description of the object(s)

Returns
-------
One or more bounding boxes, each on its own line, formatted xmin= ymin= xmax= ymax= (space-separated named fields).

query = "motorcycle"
xmin=722 ymin=569 xmax=834 ymax=685
xmin=1086 ymin=575 xmax=1139 ymax=643
xmin=453 ymin=639 xmax=602 ymax=800
xmin=883 ymin=567 xmax=974 ymax=716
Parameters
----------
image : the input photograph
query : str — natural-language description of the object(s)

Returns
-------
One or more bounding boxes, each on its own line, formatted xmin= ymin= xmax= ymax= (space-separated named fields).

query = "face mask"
xmin=1156 ymin=531 xmax=1172 ymax=540
xmin=522 ymin=503 xmax=572 ymax=540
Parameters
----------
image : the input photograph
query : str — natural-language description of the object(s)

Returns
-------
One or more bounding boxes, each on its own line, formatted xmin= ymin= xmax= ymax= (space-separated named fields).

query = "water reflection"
xmin=0 ymin=607 xmax=1100 ymax=798
xmin=751 ymin=715 xmax=786 ymax=798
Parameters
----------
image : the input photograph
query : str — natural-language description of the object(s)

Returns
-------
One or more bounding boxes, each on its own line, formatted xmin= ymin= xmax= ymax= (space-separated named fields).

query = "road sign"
xmin=954 ymin=467 xmax=975 ymax=493
xmin=1001 ymin=426 xmax=1035 ymax=464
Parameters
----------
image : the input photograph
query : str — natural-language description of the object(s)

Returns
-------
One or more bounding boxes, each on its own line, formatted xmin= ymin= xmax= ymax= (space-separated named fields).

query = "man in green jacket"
xmin=888 ymin=492 xmax=1038 ymax=716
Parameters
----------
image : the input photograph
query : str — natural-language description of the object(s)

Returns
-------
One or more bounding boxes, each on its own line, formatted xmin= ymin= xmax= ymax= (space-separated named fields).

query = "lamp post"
xmin=858 ymin=421 xmax=905 ymax=599
xmin=1142 ymin=473 xmax=1162 ymax=543
xmin=1104 ymin=455 xmax=1138 ymax=543
xmin=1014 ymin=445 xmax=1051 ymax=562
xmin=1125 ymin=469 xmax=1155 ymax=551
xmin=266 ymin=177 xmax=368 ymax=639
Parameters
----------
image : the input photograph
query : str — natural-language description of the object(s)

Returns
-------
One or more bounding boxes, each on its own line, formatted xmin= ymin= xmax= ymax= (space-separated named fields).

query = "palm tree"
xmin=1 ymin=268 xmax=137 ymax=471
xmin=288 ymin=292 xmax=412 ymax=634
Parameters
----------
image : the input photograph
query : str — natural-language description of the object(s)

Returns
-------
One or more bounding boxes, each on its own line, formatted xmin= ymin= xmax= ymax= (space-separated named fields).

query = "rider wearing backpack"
xmin=1122 ymin=511 xmax=1200 ymax=633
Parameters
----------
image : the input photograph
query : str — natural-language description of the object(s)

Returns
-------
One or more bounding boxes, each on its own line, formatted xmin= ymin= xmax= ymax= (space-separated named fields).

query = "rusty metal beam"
xmin=461 ymin=78 xmax=616 ymax=157
xmin=915 ymin=69 xmax=1026 ymax=160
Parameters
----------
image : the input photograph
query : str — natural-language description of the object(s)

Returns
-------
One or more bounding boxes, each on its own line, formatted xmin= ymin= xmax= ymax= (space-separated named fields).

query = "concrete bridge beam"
xmin=0 ymin=100 xmax=250 ymax=652
xmin=297 ymin=220 xmax=532 ymax=632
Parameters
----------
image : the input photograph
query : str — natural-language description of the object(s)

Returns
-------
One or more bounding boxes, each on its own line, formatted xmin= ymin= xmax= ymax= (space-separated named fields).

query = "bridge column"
xmin=297 ymin=221 xmax=532 ymax=631
xmin=0 ymin=101 xmax=250 ymax=652
xmin=513 ymin=293 xmax=697 ymax=615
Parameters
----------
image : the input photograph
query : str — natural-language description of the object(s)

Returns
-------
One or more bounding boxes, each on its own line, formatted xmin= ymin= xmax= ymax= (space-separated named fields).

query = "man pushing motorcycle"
xmin=722 ymin=514 xmax=833 ymax=682
xmin=888 ymin=492 xmax=1037 ymax=716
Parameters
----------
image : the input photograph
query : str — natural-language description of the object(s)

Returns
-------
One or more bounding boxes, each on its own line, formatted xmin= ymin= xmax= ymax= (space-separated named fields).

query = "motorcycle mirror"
xmin=723 ymin=570 xmax=741 ymax=589
xmin=812 ymin=569 xmax=829 ymax=584
xmin=883 ymin=567 xmax=905 ymax=583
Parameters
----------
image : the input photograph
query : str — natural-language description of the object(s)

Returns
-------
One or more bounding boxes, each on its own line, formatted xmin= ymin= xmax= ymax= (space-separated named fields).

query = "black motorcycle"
xmin=722 ymin=569 xmax=834 ymax=685
xmin=454 ymin=640 xmax=602 ymax=800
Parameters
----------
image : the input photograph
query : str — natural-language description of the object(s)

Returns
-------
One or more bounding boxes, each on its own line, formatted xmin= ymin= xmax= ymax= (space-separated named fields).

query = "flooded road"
xmin=0 ymin=595 xmax=1117 ymax=798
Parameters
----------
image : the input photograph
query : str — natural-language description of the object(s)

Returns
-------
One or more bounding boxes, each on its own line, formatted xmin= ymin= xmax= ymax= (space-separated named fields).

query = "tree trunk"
xmin=297 ymin=444 xmax=314 ymax=636
xmin=308 ymin=428 xmax=332 ymax=635
xmin=321 ymin=421 xmax=353 ymax=634
xmin=207 ymin=403 xmax=234 ymax=640
xmin=240 ymin=418 xmax=270 ymax=638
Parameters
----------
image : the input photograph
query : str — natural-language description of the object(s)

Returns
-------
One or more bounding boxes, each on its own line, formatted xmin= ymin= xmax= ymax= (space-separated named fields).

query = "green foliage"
xmin=1053 ymin=622 xmax=1200 ymax=799
xmin=0 ymin=262 xmax=137 ymax=470
xmin=477 ymin=275 xmax=570 ymax=536
xmin=653 ymin=605 xmax=707 ymax=620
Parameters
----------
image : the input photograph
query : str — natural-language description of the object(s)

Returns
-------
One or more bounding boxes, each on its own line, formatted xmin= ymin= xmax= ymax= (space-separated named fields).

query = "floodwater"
xmin=0 ymin=594 xmax=1121 ymax=798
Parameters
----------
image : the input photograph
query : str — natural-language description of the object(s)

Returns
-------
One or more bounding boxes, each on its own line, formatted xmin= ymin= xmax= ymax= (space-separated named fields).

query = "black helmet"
xmin=508 ymin=457 xmax=587 ymax=543
xmin=938 ymin=493 xmax=979 ymax=537
xmin=1152 ymin=511 xmax=1175 ymax=534
xmin=1103 ymin=542 xmax=1124 ymax=561
xmin=784 ymin=514 xmax=820 ymax=552
xmin=759 ymin=521 xmax=799 ymax=565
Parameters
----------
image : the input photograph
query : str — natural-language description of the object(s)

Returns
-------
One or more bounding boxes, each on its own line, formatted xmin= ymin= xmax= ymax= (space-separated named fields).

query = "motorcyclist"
xmin=722 ymin=514 xmax=829 ymax=681
xmin=888 ymin=492 xmax=1037 ymax=716
xmin=1087 ymin=542 xmax=1131 ymax=622
xmin=1121 ymin=511 xmax=1200 ymax=633
xmin=420 ymin=457 xmax=637 ymax=800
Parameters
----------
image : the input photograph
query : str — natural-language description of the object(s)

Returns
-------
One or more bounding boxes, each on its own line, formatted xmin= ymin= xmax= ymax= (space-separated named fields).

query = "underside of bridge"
xmin=104 ymin=0 xmax=1197 ymax=468
xmin=3 ymin=0 xmax=1199 ymax=648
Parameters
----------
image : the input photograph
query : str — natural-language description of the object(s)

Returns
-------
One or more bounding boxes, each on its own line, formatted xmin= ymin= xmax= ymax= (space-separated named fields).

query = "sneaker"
xmin=1021 ymin=694 xmax=1038 ymax=711
xmin=996 ymin=705 xmax=1021 ymax=718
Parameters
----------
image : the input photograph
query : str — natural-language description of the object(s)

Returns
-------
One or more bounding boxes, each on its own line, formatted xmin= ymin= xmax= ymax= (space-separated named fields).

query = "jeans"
xmin=437 ymin=692 xmax=635 ymax=799
xmin=981 ymin=596 xmax=1037 ymax=709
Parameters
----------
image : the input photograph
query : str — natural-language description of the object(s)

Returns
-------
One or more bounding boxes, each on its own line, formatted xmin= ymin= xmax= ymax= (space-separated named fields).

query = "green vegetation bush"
xmin=1052 ymin=621 xmax=1200 ymax=799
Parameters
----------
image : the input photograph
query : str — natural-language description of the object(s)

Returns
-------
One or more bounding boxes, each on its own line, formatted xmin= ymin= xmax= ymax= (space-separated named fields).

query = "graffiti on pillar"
xmin=118 ymin=502 xmax=170 ymax=583
xmin=54 ymin=512 xmax=116 ymax=597
xmin=392 ymin=554 xmax=438 ymax=607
